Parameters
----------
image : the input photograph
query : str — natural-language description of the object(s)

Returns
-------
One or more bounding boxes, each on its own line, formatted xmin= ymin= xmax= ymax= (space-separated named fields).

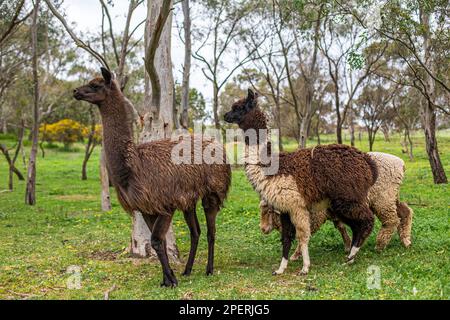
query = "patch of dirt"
xmin=87 ymin=250 xmax=121 ymax=261
xmin=55 ymin=195 xmax=98 ymax=201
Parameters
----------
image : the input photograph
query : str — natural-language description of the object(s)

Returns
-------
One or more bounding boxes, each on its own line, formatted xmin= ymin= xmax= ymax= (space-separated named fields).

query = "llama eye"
xmin=90 ymin=84 xmax=101 ymax=90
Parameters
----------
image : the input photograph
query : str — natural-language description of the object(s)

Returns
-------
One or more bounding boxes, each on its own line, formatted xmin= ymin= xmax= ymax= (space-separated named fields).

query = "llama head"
xmin=73 ymin=68 xmax=119 ymax=106
xmin=260 ymin=205 xmax=281 ymax=235
xmin=224 ymin=89 xmax=267 ymax=131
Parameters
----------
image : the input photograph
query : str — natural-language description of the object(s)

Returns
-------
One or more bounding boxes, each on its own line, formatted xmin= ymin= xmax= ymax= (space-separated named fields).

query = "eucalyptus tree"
xmin=192 ymin=0 xmax=261 ymax=130
xmin=335 ymin=0 xmax=448 ymax=183
xmin=356 ymin=78 xmax=398 ymax=151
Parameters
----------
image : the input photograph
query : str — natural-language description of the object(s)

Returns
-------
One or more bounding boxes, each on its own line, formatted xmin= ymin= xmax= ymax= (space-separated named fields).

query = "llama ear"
xmin=247 ymin=89 xmax=255 ymax=101
xmin=101 ymin=67 xmax=112 ymax=85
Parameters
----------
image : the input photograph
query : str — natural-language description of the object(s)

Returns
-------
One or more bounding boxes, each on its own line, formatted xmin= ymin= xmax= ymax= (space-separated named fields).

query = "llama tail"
xmin=396 ymin=200 xmax=413 ymax=248
xmin=364 ymin=153 xmax=379 ymax=185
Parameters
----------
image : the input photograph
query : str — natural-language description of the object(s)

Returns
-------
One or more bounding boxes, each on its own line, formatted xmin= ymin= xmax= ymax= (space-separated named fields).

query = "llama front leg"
xmin=151 ymin=214 xmax=178 ymax=288
xmin=291 ymin=208 xmax=311 ymax=275
xmin=203 ymin=195 xmax=220 ymax=276
xmin=273 ymin=213 xmax=295 ymax=275
xmin=290 ymin=245 xmax=302 ymax=261
xmin=346 ymin=204 xmax=375 ymax=263
xmin=332 ymin=219 xmax=352 ymax=253
xmin=182 ymin=207 xmax=201 ymax=276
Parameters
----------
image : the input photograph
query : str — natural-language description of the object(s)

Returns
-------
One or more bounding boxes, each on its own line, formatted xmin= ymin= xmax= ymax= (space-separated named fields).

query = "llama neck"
xmin=98 ymin=95 xmax=136 ymax=188
xmin=245 ymin=142 xmax=269 ymax=164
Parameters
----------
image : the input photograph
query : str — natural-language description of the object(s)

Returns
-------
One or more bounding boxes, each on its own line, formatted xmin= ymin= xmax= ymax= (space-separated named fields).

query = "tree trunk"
xmin=335 ymin=97 xmax=343 ymax=144
xmin=213 ymin=83 xmax=220 ymax=130
xmin=0 ymin=102 xmax=7 ymax=134
xmin=100 ymin=147 xmax=112 ymax=211
xmin=1 ymin=114 xmax=6 ymax=134
xmin=423 ymin=102 xmax=447 ymax=183
xmin=350 ymin=125 xmax=355 ymax=147
xmin=349 ymin=108 xmax=355 ymax=147
xmin=315 ymin=115 xmax=321 ymax=145
xmin=382 ymin=124 xmax=390 ymax=142
xmin=367 ymin=128 xmax=375 ymax=152
xmin=25 ymin=0 xmax=40 ymax=206
xmin=82 ymin=112 xmax=96 ymax=180
xmin=132 ymin=0 xmax=179 ymax=260
xmin=81 ymin=153 xmax=89 ymax=180
xmin=420 ymin=7 xmax=447 ymax=184
xmin=1 ymin=145 xmax=24 ymax=190
xmin=406 ymin=129 xmax=414 ymax=161
xmin=180 ymin=0 xmax=191 ymax=129
xmin=336 ymin=122 xmax=343 ymax=144
xmin=274 ymin=99 xmax=283 ymax=151
xmin=299 ymin=115 xmax=311 ymax=149
xmin=81 ymin=152 xmax=90 ymax=180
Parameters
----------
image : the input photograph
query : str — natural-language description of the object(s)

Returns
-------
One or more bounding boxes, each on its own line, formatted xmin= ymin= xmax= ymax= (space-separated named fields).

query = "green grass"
xmin=0 ymin=132 xmax=449 ymax=300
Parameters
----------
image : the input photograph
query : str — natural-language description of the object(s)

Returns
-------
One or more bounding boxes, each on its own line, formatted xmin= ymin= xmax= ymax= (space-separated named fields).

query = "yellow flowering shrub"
xmin=82 ymin=124 xmax=103 ymax=144
xmin=40 ymin=119 xmax=85 ymax=148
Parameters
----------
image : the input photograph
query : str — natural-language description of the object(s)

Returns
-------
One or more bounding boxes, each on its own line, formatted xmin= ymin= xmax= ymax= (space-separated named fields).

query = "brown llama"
xmin=224 ymin=89 xmax=378 ymax=275
xmin=73 ymin=68 xmax=231 ymax=287
xmin=260 ymin=152 xmax=414 ymax=271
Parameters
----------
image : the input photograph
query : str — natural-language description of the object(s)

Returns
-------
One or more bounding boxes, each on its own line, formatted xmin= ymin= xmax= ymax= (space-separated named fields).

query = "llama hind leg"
xmin=397 ymin=201 xmax=413 ymax=248
xmin=182 ymin=207 xmax=201 ymax=276
xmin=151 ymin=214 xmax=178 ymax=288
xmin=203 ymin=195 xmax=220 ymax=276
xmin=291 ymin=208 xmax=311 ymax=275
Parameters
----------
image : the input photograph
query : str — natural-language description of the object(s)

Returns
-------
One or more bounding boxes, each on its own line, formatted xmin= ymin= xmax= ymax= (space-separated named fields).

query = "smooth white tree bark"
xmin=131 ymin=0 xmax=179 ymax=260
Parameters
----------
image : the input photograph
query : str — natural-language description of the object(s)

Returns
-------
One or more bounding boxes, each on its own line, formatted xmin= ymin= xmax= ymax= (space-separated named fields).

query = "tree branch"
xmin=43 ymin=0 xmax=110 ymax=70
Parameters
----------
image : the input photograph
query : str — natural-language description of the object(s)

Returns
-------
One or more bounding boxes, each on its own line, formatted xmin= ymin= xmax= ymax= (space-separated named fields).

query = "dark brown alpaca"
xmin=74 ymin=68 xmax=231 ymax=287
xmin=224 ymin=89 xmax=378 ymax=275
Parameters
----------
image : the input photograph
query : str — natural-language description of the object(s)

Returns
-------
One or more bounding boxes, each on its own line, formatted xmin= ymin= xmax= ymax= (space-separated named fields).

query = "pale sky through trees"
xmin=63 ymin=0 xmax=212 ymax=101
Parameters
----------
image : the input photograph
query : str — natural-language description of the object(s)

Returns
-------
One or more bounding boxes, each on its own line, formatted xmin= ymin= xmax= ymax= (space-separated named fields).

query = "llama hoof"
xmin=298 ymin=268 xmax=309 ymax=276
xmin=402 ymin=239 xmax=412 ymax=248
xmin=344 ymin=246 xmax=351 ymax=254
xmin=161 ymin=279 xmax=178 ymax=288
xmin=161 ymin=272 xmax=178 ymax=288
xmin=346 ymin=246 xmax=360 ymax=263
xmin=182 ymin=270 xmax=192 ymax=277
xmin=206 ymin=269 xmax=214 ymax=276
xmin=346 ymin=257 xmax=356 ymax=265
xmin=272 ymin=270 xmax=283 ymax=276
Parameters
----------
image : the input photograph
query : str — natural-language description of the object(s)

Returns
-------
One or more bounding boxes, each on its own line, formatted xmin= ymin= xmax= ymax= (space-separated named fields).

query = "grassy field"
xmin=0 ymin=131 xmax=449 ymax=300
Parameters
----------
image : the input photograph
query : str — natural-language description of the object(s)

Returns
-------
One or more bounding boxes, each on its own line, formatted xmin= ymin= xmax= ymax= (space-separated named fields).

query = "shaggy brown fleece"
xmin=115 ymin=138 xmax=231 ymax=216
xmin=224 ymin=89 xmax=378 ymax=273
xmin=277 ymin=144 xmax=378 ymax=206
xmin=76 ymin=77 xmax=231 ymax=216
xmin=74 ymin=69 xmax=231 ymax=287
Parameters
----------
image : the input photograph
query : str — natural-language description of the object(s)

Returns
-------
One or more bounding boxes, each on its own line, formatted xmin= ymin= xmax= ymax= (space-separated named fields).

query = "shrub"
xmin=82 ymin=124 xmax=103 ymax=145
xmin=40 ymin=119 xmax=85 ymax=149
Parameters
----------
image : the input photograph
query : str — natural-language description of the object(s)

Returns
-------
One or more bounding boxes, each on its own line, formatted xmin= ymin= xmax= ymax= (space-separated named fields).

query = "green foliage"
xmin=347 ymin=51 xmax=365 ymax=70
xmin=40 ymin=119 xmax=85 ymax=149
xmin=0 ymin=132 xmax=448 ymax=299
xmin=175 ymin=85 xmax=209 ymax=128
